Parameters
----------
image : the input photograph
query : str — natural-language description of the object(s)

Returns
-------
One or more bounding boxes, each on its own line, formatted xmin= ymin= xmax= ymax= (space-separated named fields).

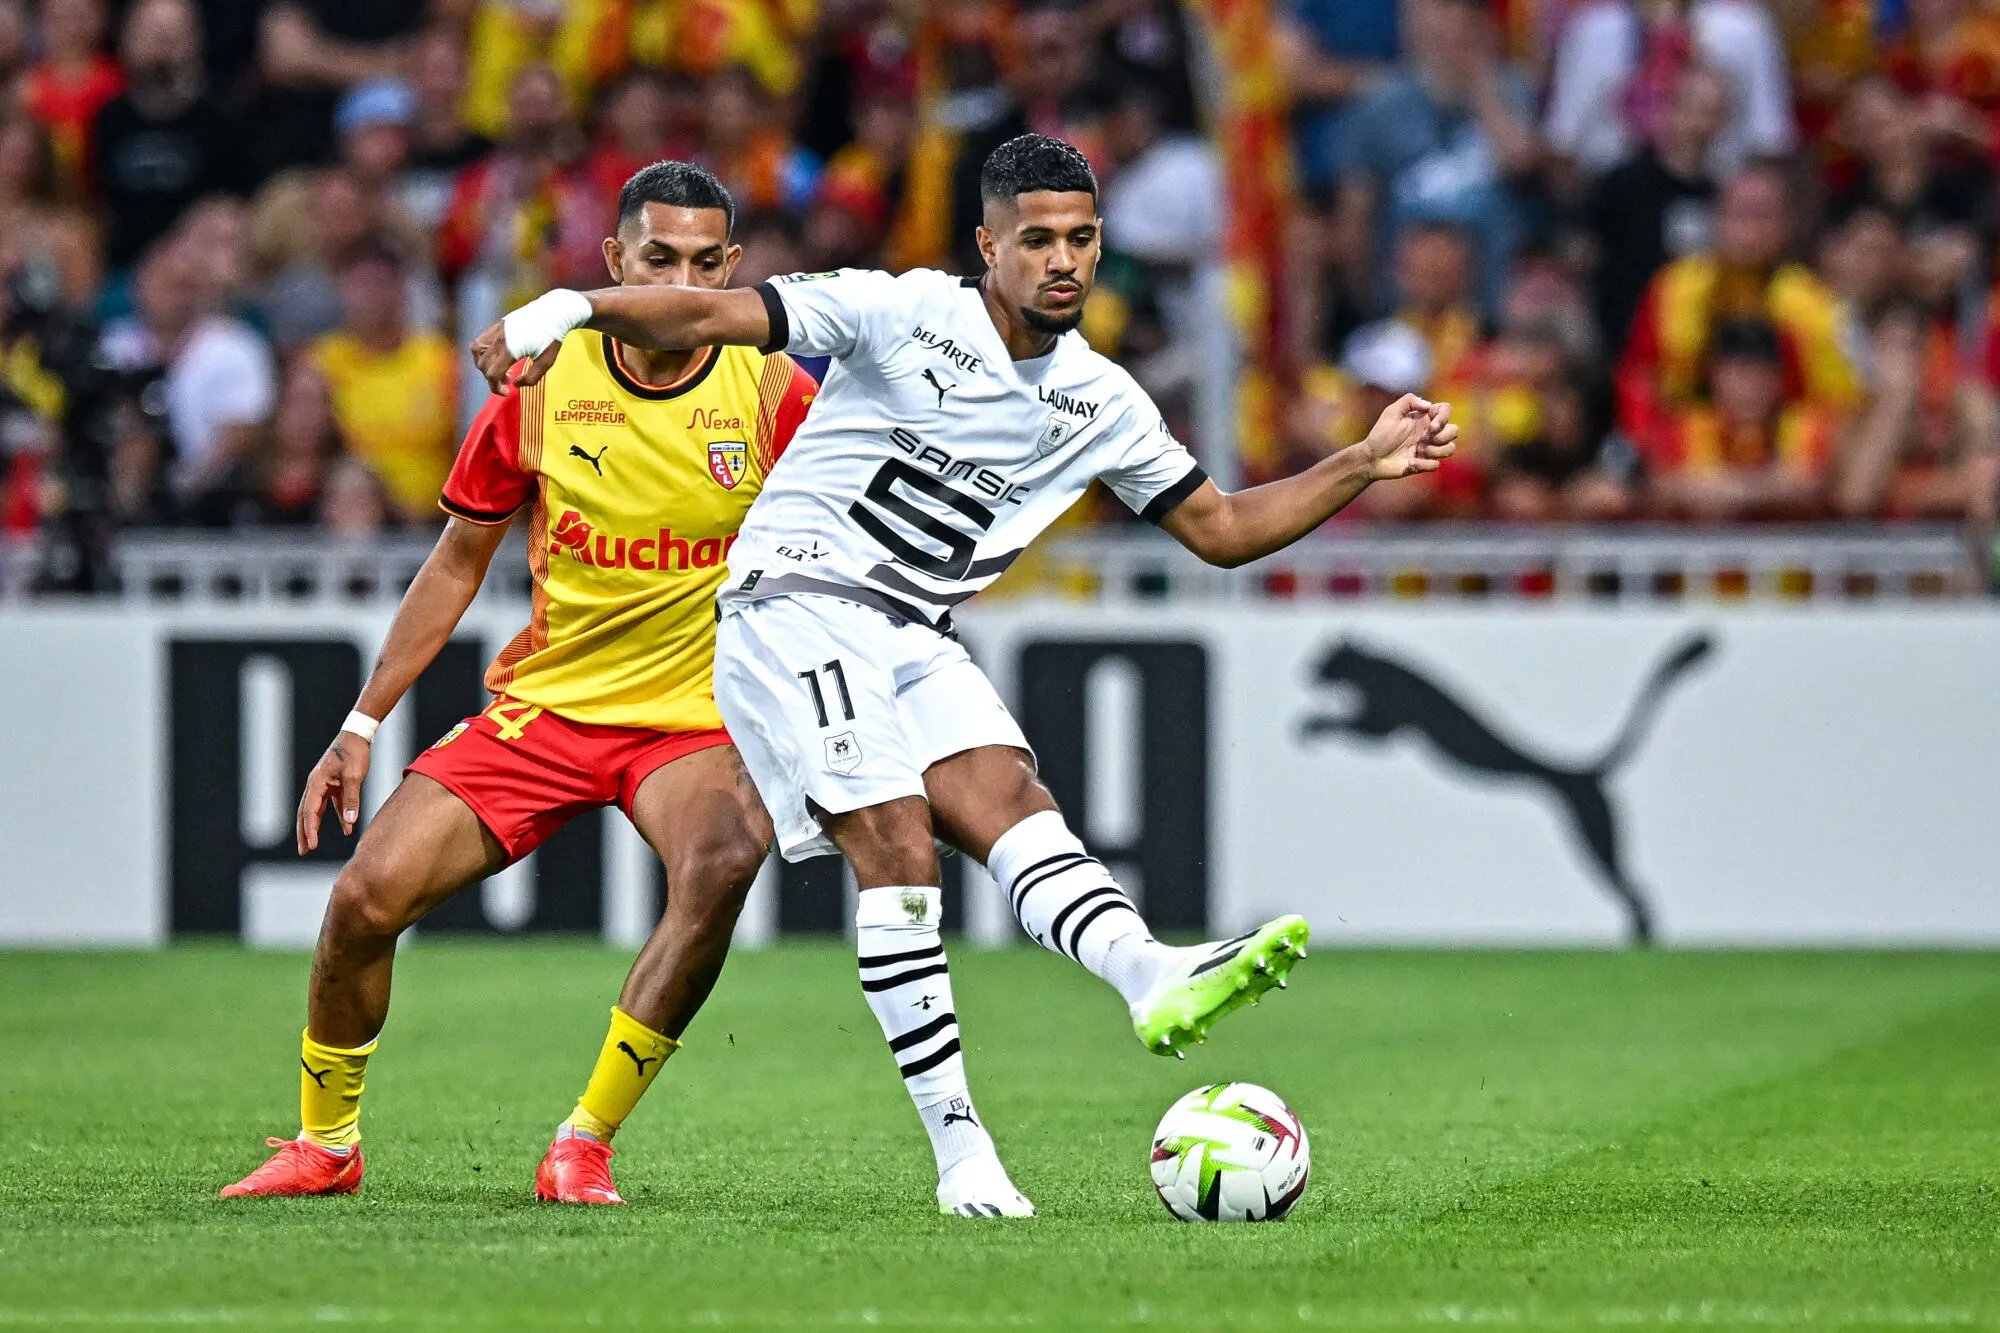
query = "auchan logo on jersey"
xmin=548 ymin=509 xmax=736 ymax=571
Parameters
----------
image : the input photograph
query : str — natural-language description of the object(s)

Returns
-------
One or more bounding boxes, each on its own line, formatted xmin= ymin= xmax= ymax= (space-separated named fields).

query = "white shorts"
xmin=714 ymin=594 xmax=1031 ymax=861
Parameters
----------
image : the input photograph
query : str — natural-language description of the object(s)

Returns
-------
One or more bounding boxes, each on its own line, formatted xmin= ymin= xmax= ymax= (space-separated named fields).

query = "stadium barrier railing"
xmin=82 ymin=525 xmax=1982 ymax=605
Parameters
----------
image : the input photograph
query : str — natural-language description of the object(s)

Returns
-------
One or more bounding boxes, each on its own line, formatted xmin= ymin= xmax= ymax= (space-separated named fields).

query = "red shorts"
xmin=405 ymin=698 xmax=732 ymax=863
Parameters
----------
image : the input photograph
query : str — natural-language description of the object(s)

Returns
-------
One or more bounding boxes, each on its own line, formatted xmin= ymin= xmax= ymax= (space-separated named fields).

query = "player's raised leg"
xmin=536 ymin=744 xmax=771 ymax=1204
xmin=221 ymin=774 xmax=504 ymax=1198
xmin=925 ymin=744 xmax=1308 ymax=1059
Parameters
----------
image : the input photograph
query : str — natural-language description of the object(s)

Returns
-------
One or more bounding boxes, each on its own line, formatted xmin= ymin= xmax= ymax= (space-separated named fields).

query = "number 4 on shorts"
xmin=486 ymin=699 xmax=544 ymax=741
xmin=798 ymin=660 xmax=855 ymax=728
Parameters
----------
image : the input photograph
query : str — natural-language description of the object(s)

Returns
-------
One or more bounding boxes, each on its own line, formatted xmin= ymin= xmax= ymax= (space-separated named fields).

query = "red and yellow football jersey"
xmin=1652 ymin=403 xmax=1835 ymax=477
xmin=441 ymin=331 xmax=816 ymax=732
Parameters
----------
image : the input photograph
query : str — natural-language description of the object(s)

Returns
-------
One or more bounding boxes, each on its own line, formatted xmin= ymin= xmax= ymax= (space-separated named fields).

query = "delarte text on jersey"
xmin=909 ymin=326 xmax=985 ymax=374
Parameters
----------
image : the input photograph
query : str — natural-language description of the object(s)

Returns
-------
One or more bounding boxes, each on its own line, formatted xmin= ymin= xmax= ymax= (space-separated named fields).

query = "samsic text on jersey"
xmin=441 ymin=331 xmax=817 ymax=731
xmin=727 ymin=268 xmax=1206 ymax=628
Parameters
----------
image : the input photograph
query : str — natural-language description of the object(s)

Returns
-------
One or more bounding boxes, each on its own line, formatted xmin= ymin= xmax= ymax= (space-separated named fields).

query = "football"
xmin=1149 ymin=1082 xmax=1311 ymax=1222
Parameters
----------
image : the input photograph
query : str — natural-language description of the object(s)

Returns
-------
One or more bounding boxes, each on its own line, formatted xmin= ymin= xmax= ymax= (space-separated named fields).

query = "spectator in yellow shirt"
xmin=307 ymin=246 xmax=457 ymax=523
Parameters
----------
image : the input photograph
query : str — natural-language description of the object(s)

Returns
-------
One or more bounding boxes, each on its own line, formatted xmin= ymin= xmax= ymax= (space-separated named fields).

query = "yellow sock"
xmin=299 ymin=1029 xmax=376 ymax=1150
xmin=564 ymin=1007 xmax=680 ymax=1141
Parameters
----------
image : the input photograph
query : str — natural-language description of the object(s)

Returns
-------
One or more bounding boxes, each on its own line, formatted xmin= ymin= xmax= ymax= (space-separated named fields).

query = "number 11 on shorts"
xmin=798 ymin=659 xmax=855 ymax=728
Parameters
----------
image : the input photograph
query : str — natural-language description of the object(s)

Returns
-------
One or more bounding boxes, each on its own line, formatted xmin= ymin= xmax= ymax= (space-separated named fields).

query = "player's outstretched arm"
xmin=296 ymin=518 xmax=510 ymax=853
xmin=1158 ymin=395 xmax=1458 ymax=568
xmin=469 ymin=286 xmax=772 ymax=393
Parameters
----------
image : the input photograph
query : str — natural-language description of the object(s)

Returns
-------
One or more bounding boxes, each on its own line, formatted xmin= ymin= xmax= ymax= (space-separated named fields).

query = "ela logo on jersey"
xmin=708 ymin=441 xmax=748 ymax=490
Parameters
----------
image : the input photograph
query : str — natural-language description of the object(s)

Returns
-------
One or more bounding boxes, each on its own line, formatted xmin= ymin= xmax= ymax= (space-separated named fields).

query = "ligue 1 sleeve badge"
xmin=708 ymin=440 xmax=749 ymax=489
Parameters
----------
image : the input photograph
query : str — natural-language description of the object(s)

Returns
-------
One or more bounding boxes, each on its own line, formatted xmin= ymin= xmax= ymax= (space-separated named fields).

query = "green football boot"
xmin=1130 ymin=915 xmax=1310 ymax=1058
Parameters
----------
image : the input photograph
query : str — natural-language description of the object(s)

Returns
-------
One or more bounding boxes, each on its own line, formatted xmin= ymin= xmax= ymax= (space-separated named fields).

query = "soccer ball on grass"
xmin=1149 ymin=1082 xmax=1310 ymax=1222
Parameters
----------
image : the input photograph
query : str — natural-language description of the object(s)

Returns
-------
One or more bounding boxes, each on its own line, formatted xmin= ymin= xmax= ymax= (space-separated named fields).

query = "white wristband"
xmin=340 ymin=710 xmax=380 ymax=743
xmin=502 ymin=288 xmax=594 ymax=360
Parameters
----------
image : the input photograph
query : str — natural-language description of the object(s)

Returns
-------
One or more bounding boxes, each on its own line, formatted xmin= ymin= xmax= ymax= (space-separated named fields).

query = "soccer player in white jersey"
xmin=474 ymin=135 xmax=1457 ymax=1217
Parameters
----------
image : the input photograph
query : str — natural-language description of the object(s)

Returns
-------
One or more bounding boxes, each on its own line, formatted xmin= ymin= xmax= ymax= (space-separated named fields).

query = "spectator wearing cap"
xmin=337 ymin=78 xmax=416 ymax=190
xmin=92 ymin=0 xmax=241 ymax=265
xmin=333 ymin=77 xmax=444 ymax=334
xmin=1647 ymin=318 xmax=1835 ymax=521
xmin=307 ymin=246 xmax=458 ymax=524
xmin=1617 ymin=161 xmax=1861 ymax=456
xmin=22 ymin=0 xmax=123 ymax=202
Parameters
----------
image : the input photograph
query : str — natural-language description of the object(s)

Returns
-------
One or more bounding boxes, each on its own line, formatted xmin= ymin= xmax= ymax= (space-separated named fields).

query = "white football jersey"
xmin=725 ymin=267 xmax=1206 ymax=627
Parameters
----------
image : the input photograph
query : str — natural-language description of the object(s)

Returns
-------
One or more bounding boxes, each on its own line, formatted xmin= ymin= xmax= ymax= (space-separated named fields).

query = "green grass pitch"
xmin=2 ymin=943 xmax=1996 ymax=1330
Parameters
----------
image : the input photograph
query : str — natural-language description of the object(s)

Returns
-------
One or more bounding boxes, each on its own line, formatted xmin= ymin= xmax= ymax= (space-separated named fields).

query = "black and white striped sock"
xmin=987 ymin=811 xmax=1176 ymax=1006
xmin=856 ymin=885 xmax=996 ymax=1179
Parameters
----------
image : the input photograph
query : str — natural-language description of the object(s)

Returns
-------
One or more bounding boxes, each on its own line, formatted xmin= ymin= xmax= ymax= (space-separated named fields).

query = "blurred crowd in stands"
xmin=0 ymin=0 xmax=1993 ymax=595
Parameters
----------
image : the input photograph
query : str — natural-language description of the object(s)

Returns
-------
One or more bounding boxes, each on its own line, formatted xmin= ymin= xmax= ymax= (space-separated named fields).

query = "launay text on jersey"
xmin=1036 ymin=386 xmax=1100 ymax=419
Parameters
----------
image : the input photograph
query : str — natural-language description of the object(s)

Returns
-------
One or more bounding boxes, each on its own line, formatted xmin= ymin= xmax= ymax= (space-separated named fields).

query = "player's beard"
xmin=1019 ymin=304 xmax=1085 ymax=336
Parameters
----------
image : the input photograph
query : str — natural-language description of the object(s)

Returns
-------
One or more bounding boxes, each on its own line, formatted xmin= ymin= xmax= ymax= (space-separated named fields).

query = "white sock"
xmin=856 ymin=885 xmax=997 ymax=1179
xmin=986 ymin=810 xmax=1179 ymax=1006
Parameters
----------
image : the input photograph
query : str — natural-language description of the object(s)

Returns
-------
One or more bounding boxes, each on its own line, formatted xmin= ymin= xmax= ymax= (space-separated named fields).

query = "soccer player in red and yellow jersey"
xmin=221 ymin=163 xmax=816 ymax=1205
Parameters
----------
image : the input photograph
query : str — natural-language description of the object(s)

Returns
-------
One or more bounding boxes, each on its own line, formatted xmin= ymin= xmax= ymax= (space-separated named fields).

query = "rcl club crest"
xmin=708 ymin=440 xmax=749 ymax=490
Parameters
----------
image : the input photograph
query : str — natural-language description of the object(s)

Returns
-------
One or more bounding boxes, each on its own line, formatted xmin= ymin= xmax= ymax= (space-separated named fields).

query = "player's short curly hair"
xmin=979 ymin=133 xmax=1098 ymax=207
xmin=618 ymin=160 xmax=736 ymax=236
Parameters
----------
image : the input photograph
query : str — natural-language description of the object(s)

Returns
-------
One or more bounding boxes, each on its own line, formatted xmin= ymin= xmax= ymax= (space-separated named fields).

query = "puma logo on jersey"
xmin=569 ymin=444 xmax=609 ymax=475
xmin=922 ymin=368 xmax=954 ymax=408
